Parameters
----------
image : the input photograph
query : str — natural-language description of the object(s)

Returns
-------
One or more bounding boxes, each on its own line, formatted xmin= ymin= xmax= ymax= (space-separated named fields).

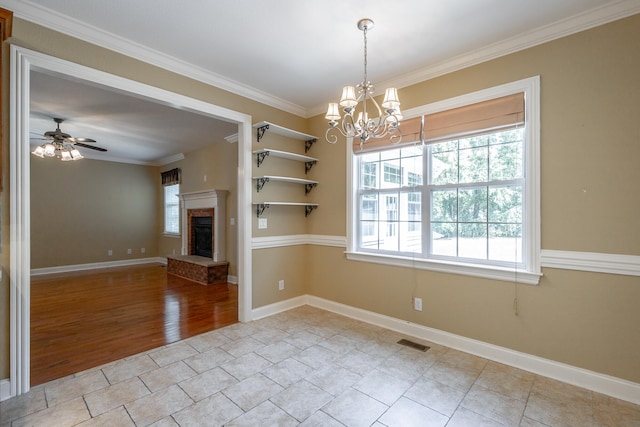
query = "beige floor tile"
xmin=255 ymin=340 xmax=299 ymax=363
xmin=524 ymin=390 xmax=595 ymax=427
xmin=225 ymin=400 xmax=298 ymax=426
xmin=147 ymin=416 xmax=179 ymax=426
xmin=442 ymin=349 xmax=488 ymax=374
xmin=171 ymin=392 xmax=243 ymax=427
xmin=284 ymin=330 xmax=324 ymax=349
xmin=404 ymin=376 xmax=466 ymax=417
xmin=221 ymin=373 xmax=283 ymax=411
xmin=125 ymin=384 xmax=193 ymax=426
xmin=148 ymin=341 xmax=199 ymax=367
xmin=298 ymin=410 xmax=345 ymax=426
xmin=178 ymin=367 xmax=238 ymax=402
xmin=353 ymin=369 xmax=412 ymax=405
xmin=447 ymin=406 xmax=507 ymax=427
xmin=322 ymin=388 xmax=388 ymax=427
xmin=250 ymin=327 xmax=291 ymax=345
xmin=101 ymin=353 xmax=158 ymax=384
xmin=184 ymin=330 xmax=232 ymax=352
xmin=335 ymin=348 xmax=385 ymax=376
xmin=44 ymin=370 xmax=109 ymax=407
xmin=84 ymin=376 xmax=150 ymax=417
xmin=317 ymin=334 xmax=359 ymax=355
xmin=220 ymin=352 xmax=272 ymax=380
xmin=218 ymin=321 xmax=260 ymax=340
xmin=462 ymin=384 xmax=527 ymax=425
xmin=76 ymin=405 xmax=135 ymax=427
xmin=376 ymin=351 xmax=432 ymax=382
xmin=270 ymin=380 xmax=333 ymax=422
xmin=293 ymin=344 xmax=339 ymax=368
xmin=0 ymin=387 xmax=47 ymax=424
xmin=307 ymin=365 xmax=363 ymax=397
xmin=12 ymin=397 xmax=90 ymax=427
xmin=220 ymin=336 xmax=266 ymax=357
xmin=261 ymin=357 xmax=315 ymax=387
xmin=424 ymin=360 xmax=480 ymax=392
xmin=593 ymin=393 xmax=640 ymax=427
xmin=476 ymin=361 xmax=535 ymax=401
xmin=140 ymin=360 xmax=197 ymax=392
xmin=182 ymin=346 xmax=233 ymax=373
xmin=378 ymin=396 xmax=449 ymax=427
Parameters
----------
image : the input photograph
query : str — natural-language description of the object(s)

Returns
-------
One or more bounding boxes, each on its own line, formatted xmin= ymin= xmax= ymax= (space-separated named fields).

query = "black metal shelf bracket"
xmin=305 ymin=205 xmax=318 ymax=217
xmin=256 ymin=177 xmax=270 ymax=192
xmin=305 ymin=138 xmax=317 ymax=153
xmin=256 ymin=203 xmax=269 ymax=217
xmin=305 ymin=160 xmax=317 ymax=175
xmin=305 ymin=183 xmax=317 ymax=195
xmin=256 ymin=151 xmax=270 ymax=167
xmin=256 ymin=124 xmax=270 ymax=142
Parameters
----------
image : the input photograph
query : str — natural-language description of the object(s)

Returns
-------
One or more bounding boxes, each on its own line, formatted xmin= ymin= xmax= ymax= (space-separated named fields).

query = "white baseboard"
xmin=252 ymin=295 xmax=640 ymax=405
xmin=0 ymin=378 xmax=10 ymax=402
xmin=227 ymin=275 xmax=238 ymax=285
xmin=30 ymin=257 xmax=167 ymax=276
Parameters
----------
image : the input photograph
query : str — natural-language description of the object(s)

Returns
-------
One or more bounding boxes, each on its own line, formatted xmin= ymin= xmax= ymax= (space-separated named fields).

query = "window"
xmin=348 ymin=77 xmax=540 ymax=284
xmin=164 ymin=183 xmax=180 ymax=234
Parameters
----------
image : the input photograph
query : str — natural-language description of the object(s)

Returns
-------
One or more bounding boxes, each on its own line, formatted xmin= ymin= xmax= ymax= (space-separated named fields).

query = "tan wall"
xmin=0 ymin=17 xmax=305 ymax=379
xmin=158 ymin=138 xmax=239 ymax=275
xmin=30 ymin=158 xmax=158 ymax=267
xmin=2 ymin=12 xmax=639 ymax=385
xmin=302 ymin=15 xmax=640 ymax=383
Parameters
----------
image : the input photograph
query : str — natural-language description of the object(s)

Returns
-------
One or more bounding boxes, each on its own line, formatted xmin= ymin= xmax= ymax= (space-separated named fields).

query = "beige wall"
xmin=1 ymin=12 xmax=639 ymax=386
xmin=302 ymin=15 xmax=640 ymax=383
xmin=30 ymin=158 xmax=158 ymax=268
xmin=158 ymin=138 xmax=239 ymax=275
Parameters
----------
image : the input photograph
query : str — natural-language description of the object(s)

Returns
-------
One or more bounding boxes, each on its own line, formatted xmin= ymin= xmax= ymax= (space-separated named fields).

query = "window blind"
xmin=352 ymin=116 xmax=423 ymax=154
xmin=423 ymin=92 xmax=524 ymax=143
xmin=161 ymin=168 xmax=181 ymax=186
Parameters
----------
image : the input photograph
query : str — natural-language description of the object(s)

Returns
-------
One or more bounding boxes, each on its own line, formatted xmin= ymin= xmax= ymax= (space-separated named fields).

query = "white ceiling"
xmin=8 ymin=0 xmax=640 ymax=164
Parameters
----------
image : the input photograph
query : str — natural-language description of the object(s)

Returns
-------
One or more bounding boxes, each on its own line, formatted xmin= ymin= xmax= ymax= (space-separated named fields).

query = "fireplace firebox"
xmin=191 ymin=216 xmax=213 ymax=258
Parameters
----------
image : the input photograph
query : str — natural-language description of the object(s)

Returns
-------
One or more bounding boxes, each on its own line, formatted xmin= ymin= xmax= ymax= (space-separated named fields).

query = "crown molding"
xmin=307 ymin=0 xmax=640 ymax=117
xmin=6 ymin=0 xmax=307 ymax=117
xmin=6 ymin=0 xmax=640 ymax=119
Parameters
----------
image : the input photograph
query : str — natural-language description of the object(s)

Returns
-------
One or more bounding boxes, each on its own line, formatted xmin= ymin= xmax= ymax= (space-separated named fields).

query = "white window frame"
xmin=346 ymin=77 xmax=541 ymax=285
xmin=164 ymin=183 xmax=181 ymax=236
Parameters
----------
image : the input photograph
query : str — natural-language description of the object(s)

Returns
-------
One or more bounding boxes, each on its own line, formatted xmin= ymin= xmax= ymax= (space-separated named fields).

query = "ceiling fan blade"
xmin=68 ymin=137 xmax=96 ymax=143
xmin=75 ymin=142 xmax=107 ymax=152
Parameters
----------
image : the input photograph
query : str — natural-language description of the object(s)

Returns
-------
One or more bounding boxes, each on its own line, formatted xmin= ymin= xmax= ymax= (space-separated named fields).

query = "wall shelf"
xmin=253 ymin=175 xmax=318 ymax=194
xmin=253 ymin=202 xmax=318 ymax=217
xmin=252 ymin=148 xmax=318 ymax=173
xmin=253 ymin=121 xmax=318 ymax=152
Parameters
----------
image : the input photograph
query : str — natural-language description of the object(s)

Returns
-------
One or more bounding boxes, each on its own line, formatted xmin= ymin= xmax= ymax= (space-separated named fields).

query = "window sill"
xmin=163 ymin=232 xmax=181 ymax=238
xmin=345 ymin=251 xmax=542 ymax=285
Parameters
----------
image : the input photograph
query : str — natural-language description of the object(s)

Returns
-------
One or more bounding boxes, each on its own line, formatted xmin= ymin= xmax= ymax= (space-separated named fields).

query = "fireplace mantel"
xmin=178 ymin=189 xmax=227 ymax=262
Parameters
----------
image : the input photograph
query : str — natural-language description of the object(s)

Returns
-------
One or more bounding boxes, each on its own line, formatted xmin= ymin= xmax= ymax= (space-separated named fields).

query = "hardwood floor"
xmin=30 ymin=263 xmax=238 ymax=386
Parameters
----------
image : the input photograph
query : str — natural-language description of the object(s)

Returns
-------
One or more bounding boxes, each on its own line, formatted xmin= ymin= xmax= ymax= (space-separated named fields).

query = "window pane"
xmin=459 ymin=145 xmax=488 ymax=183
xmin=361 ymin=161 xmax=378 ymax=189
xmin=382 ymin=161 xmax=401 ymax=188
xmin=458 ymin=187 xmax=487 ymax=222
xmin=431 ymin=189 xmax=457 ymax=222
xmin=431 ymin=223 xmax=456 ymax=256
xmin=164 ymin=184 xmax=180 ymax=234
xmin=489 ymin=186 xmax=522 ymax=223
xmin=429 ymin=143 xmax=458 ymax=185
xmin=458 ymin=223 xmax=487 ymax=259
xmin=400 ymin=191 xmax=421 ymax=253
xmin=489 ymin=224 xmax=522 ymax=262
xmin=490 ymin=141 xmax=523 ymax=181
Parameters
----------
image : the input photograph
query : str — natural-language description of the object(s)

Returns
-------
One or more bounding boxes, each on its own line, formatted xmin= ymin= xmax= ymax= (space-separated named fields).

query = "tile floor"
xmin=1 ymin=305 xmax=639 ymax=426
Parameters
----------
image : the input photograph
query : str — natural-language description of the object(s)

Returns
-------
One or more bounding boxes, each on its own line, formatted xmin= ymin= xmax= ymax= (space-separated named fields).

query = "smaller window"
xmin=164 ymin=184 xmax=180 ymax=234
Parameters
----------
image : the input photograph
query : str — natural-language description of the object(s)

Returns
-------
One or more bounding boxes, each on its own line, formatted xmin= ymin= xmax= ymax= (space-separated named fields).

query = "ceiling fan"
xmin=31 ymin=118 xmax=107 ymax=160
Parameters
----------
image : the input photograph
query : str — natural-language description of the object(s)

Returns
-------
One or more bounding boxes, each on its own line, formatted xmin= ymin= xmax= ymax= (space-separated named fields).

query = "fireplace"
xmin=178 ymin=189 xmax=227 ymax=262
xmin=191 ymin=216 xmax=212 ymax=258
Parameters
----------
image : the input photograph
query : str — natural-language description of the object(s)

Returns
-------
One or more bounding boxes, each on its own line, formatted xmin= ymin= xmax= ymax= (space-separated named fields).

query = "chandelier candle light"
xmin=326 ymin=18 xmax=402 ymax=147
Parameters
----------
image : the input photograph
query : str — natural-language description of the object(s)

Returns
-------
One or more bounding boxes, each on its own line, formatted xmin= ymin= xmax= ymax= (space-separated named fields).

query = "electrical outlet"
xmin=258 ymin=218 xmax=268 ymax=229
xmin=278 ymin=279 xmax=285 ymax=291
xmin=127 ymin=248 xmax=132 ymax=255
xmin=414 ymin=297 xmax=423 ymax=311
xmin=107 ymin=250 xmax=113 ymax=256
xmin=203 ymin=174 xmax=207 ymax=182
xmin=141 ymin=248 xmax=145 ymax=254
xmin=230 ymin=217 xmax=235 ymax=225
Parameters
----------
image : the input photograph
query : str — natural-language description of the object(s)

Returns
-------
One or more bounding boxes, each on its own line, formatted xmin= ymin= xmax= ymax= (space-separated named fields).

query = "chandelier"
xmin=32 ymin=140 xmax=84 ymax=161
xmin=325 ymin=18 xmax=402 ymax=147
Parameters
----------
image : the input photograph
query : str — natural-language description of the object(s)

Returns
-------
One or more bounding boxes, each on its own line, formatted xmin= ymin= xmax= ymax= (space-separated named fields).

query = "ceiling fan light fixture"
xmin=31 ymin=145 xmax=45 ymax=158
xmin=60 ymin=150 xmax=73 ymax=161
xmin=70 ymin=148 xmax=83 ymax=160
xmin=43 ymin=143 xmax=56 ymax=157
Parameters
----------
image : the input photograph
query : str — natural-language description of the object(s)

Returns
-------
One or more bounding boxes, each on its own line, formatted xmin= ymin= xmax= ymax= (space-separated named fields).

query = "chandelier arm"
xmin=326 ymin=126 xmax=348 ymax=145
